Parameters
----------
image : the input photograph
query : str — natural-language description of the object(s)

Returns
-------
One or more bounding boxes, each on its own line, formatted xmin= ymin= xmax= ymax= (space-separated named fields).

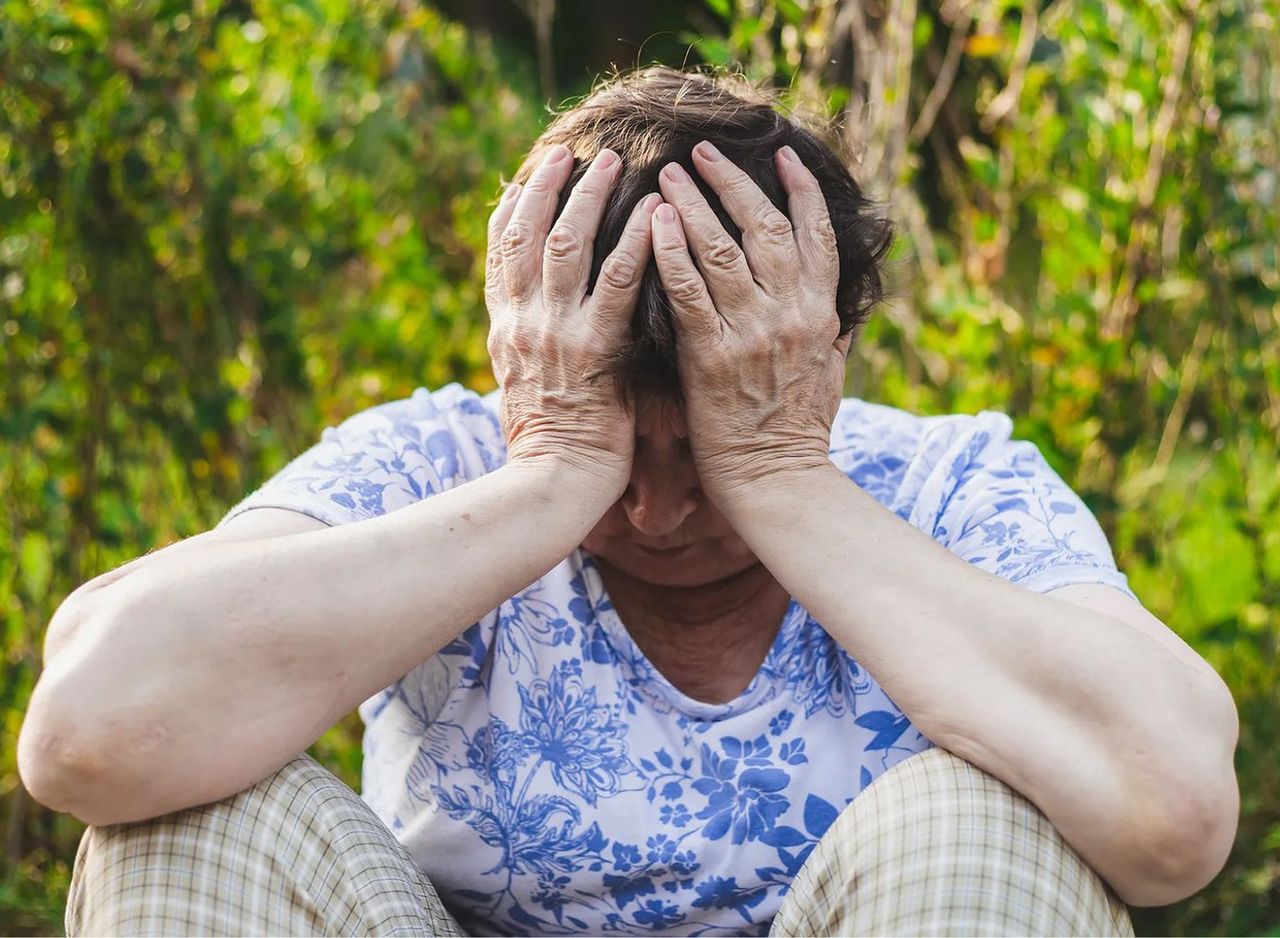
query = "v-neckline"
xmin=575 ymin=549 xmax=805 ymax=720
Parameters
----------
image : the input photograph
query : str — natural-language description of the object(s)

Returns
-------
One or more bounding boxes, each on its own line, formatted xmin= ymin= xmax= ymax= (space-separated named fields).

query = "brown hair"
xmin=508 ymin=65 xmax=893 ymax=408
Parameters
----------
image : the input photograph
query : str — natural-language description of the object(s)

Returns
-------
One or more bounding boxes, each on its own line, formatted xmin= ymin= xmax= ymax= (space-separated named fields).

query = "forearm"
xmin=21 ymin=459 xmax=610 ymax=825
xmin=722 ymin=463 xmax=1235 ymax=904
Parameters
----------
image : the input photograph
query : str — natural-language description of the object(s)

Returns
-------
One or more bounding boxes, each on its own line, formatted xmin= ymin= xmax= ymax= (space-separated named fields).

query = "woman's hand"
xmin=485 ymin=143 xmax=661 ymax=499
xmin=650 ymin=140 xmax=849 ymax=506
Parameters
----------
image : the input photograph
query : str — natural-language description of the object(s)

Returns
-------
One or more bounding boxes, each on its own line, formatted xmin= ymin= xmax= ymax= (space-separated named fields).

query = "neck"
xmin=595 ymin=558 xmax=792 ymax=703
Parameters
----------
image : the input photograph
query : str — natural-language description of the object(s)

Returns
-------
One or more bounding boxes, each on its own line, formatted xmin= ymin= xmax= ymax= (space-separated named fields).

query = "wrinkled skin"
xmin=484 ymin=144 xmax=656 ymax=495
xmin=484 ymin=140 xmax=847 ymax=596
xmin=646 ymin=140 xmax=848 ymax=508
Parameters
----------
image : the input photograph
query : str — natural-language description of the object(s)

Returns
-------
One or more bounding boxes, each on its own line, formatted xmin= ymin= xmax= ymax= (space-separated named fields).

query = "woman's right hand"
xmin=485 ymin=143 xmax=660 ymax=500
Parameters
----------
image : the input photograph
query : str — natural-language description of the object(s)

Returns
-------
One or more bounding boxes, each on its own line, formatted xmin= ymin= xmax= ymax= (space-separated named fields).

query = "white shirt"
xmin=218 ymin=382 xmax=1137 ymax=936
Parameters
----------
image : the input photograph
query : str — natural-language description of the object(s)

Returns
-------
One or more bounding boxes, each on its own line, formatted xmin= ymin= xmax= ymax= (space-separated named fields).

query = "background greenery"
xmin=1 ymin=0 xmax=1276 ymax=934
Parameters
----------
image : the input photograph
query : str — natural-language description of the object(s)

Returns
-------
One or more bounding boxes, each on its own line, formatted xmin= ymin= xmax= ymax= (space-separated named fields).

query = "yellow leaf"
xmin=58 ymin=473 xmax=83 ymax=498
xmin=966 ymin=34 xmax=1003 ymax=58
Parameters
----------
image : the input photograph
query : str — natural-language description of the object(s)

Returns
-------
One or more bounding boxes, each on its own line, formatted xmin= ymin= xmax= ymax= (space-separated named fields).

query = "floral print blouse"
xmin=217 ymin=382 xmax=1138 ymax=936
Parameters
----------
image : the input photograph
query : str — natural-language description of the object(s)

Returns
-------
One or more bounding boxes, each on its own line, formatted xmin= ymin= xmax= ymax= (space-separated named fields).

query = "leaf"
xmin=803 ymin=795 xmax=839 ymax=837
xmin=966 ymin=33 xmax=1004 ymax=57
xmin=854 ymin=710 xmax=897 ymax=730
xmin=1172 ymin=513 xmax=1259 ymax=626
xmin=760 ymin=825 xmax=806 ymax=847
xmin=19 ymin=532 xmax=52 ymax=600
xmin=739 ymin=767 xmax=788 ymax=792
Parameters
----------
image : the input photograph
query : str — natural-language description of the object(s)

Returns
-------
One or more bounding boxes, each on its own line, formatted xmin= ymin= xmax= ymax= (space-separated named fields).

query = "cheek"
xmin=580 ymin=504 xmax=625 ymax=550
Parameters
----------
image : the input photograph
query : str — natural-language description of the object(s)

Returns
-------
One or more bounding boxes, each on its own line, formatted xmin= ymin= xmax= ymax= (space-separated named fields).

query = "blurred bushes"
xmin=695 ymin=1 xmax=1279 ymax=932
xmin=1 ymin=0 xmax=542 ymax=930
xmin=1 ymin=0 xmax=1276 ymax=934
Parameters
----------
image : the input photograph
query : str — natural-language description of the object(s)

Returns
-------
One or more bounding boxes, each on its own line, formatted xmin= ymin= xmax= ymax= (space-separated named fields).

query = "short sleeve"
xmin=213 ymin=383 xmax=508 ymax=745
xmin=215 ymin=382 xmax=506 ymax=530
xmin=926 ymin=412 xmax=1139 ymax=600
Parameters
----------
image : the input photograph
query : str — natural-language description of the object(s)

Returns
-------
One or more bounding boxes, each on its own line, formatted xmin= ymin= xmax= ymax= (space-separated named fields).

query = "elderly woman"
xmin=22 ymin=67 xmax=1236 ymax=936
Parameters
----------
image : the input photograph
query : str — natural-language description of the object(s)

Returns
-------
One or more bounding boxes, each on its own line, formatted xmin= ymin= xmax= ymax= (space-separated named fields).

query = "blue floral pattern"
xmin=217 ymin=382 xmax=1138 ymax=936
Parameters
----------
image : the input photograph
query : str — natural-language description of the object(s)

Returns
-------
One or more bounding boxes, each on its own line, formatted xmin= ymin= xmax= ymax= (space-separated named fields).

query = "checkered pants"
xmin=66 ymin=746 xmax=1134 ymax=936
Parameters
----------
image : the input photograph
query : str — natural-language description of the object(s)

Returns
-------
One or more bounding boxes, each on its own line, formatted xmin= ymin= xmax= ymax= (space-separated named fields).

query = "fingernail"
xmin=501 ymin=182 xmax=521 ymax=201
xmin=640 ymin=193 xmax=662 ymax=212
xmin=662 ymin=162 xmax=690 ymax=184
xmin=545 ymin=145 xmax=570 ymax=165
xmin=596 ymin=149 xmax=619 ymax=170
xmin=694 ymin=140 xmax=722 ymax=162
xmin=779 ymin=145 xmax=800 ymax=164
xmin=655 ymin=204 xmax=676 ymax=224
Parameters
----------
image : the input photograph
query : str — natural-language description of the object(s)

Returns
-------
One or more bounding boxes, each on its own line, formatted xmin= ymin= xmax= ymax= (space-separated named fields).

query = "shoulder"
xmin=217 ymin=382 xmax=507 ymax=529
xmin=330 ymin=381 xmax=501 ymax=445
xmin=830 ymin=399 xmax=1136 ymax=595
xmin=323 ymin=382 xmax=506 ymax=473
xmin=829 ymin=397 xmax=1014 ymax=514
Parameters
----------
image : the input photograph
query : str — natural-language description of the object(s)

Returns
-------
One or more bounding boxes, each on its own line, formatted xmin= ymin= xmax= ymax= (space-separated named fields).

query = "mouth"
xmin=636 ymin=543 xmax=695 ymax=558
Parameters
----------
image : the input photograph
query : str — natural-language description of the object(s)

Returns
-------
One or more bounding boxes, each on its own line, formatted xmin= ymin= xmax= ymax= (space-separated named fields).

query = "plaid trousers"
xmin=66 ymin=745 xmax=1135 ymax=936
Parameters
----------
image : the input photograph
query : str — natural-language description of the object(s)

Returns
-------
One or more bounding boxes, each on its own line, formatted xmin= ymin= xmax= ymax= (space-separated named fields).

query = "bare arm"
xmin=19 ymin=141 xmax=659 ymax=827
xmin=18 ymin=459 xmax=615 ymax=826
xmin=650 ymin=141 xmax=1238 ymax=907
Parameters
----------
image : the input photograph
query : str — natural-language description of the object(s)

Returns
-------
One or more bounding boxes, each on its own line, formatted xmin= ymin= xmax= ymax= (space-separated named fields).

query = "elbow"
xmin=21 ymin=592 xmax=157 ymax=827
xmin=1115 ymin=756 xmax=1240 ymax=908
xmin=1111 ymin=701 xmax=1239 ymax=906
xmin=18 ymin=689 xmax=166 ymax=828
xmin=17 ymin=689 xmax=112 ymax=824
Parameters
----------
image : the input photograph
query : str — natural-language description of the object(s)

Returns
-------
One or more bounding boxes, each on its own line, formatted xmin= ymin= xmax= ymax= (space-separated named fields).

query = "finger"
xmin=543 ymin=148 xmax=623 ymax=307
xmin=587 ymin=193 xmax=662 ymax=333
xmin=774 ymin=144 xmax=840 ymax=291
xmin=690 ymin=140 xmax=797 ymax=294
xmin=656 ymin=161 xmax=755 ymax=311
xmin=484 ymin=181 xmax=523 ymax=318
xmin=651 ymin=202 xmax=722 ymax=349
xmin=502 ymin=144 xmax=575 ymax=304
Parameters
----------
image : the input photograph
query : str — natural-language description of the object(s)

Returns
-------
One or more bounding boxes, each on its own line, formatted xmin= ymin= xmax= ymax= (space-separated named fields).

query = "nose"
xmin=620 ymin=447 xmax=700 ymax=539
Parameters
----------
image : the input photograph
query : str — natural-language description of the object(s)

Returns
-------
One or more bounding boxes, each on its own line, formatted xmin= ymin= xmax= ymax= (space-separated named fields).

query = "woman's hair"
xmin=507 ymin=65 xmax=894 ymax=407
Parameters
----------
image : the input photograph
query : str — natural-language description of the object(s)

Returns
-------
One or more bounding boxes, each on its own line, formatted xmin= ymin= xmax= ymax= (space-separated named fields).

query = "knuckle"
xmin=724 ymin=173 xmax=756 ymax=201
xmin=704 ymin=234 xmax=743 ymax=270
xmin=525 ymin=172 xmax=561 ymax=196
xmin=544 ymin=226 xmax=582 ymax=261
xmin=808 ymin=216 xmax=838 ymax=252
xmin=760 ymin=211 xmax=794 ymax=243
xmin=485 ymin=324 xmax=509 ymax=359
xmin=598 ymin=253 xmax=641 ymax=292
xmin=572 ymin=175 xmax=611 ymax=204
xmin=527 ymin=164 xmax=559 ymax=187
xmin=668 ymin=275 xmax=705 ymax=305
xmin=501 ymin=222 xmax=534 ymax=256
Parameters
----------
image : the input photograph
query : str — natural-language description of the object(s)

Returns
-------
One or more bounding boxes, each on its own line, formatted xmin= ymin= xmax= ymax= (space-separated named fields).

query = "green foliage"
xmin=2 ymin=0 xmax=1277 ymax=934
xmin=1 ymin=0 xmax=540 ymax=932
xmin=704 ymin=0 xmax=1279 ymax=933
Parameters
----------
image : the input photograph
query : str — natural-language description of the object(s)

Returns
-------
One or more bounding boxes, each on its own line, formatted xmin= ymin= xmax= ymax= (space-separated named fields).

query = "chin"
xmin=588 ymin=540 xmax=756 ymax=588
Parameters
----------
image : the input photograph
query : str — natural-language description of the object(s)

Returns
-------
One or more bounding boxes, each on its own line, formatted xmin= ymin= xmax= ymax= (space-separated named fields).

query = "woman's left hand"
xmin=651 ymin=140 xmax=849 ymax=507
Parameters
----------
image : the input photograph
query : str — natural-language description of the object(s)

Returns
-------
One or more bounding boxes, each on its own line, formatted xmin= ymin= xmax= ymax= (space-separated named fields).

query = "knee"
xmin=775 ymin=747 xmax=1134 ymax=937
xmin=65 ymin=753 xmax=352 ymax=936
